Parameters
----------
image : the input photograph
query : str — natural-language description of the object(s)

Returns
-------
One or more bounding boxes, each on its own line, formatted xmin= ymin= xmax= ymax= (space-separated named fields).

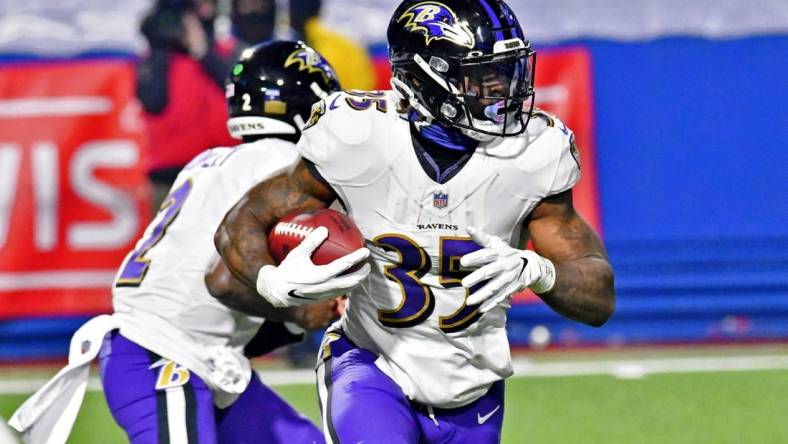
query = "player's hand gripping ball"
xmin=268 ymin=209 xmax=365 ymax=270
xmin=257 ymin=209 xmax=368 ymax=308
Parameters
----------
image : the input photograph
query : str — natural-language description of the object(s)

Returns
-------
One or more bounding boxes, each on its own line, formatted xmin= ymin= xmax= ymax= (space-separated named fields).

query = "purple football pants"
xmin=99 ymin=331 xmax=324 ymax=444
xmin=316 ymin=331 xmax=505 ymax=444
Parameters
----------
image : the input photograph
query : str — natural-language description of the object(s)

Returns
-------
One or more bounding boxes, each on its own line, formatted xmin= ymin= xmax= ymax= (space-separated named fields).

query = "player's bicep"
xmin=205 ymin=254 xmax=262 ymax=306
xmin=215 ymin=160 xmax=331 ymax=287
xmin=225 ymin=160 xmax=331 ymax=231
xmin=293 ymin=159 xmax=336 ymax=205
xmin=205 ymin=253 xmax=283 ymax=318
xmin=525 ymin=190 xmax=608 ymax=263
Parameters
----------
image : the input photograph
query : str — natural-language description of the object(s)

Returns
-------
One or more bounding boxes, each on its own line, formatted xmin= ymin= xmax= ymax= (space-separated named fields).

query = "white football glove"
xmin=460 ymin=227 xmax=556 ymax=313
xmin=256 ymin=226 xmax=370 ymax=307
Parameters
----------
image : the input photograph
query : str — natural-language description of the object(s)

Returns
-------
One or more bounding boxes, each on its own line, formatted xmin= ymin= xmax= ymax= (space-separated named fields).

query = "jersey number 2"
xmin=374 ymin=235 xmax=487 ymax=333
xmin=116 ymin=180 xmax=193 ymax=287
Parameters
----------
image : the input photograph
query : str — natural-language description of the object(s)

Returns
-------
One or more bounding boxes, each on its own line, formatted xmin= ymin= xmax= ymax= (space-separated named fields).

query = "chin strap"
xmin=412 ymin=54 xmax=462 ymax=95
xmin=390 ymin=76 xmax=433 ymax=130
xmin=393 ymin=75 xmax=496 ymax=142
xmin=394 ymin=54 xmax=526 ymax=143
xmin=309 ymin=82 xmax=330 ymax=99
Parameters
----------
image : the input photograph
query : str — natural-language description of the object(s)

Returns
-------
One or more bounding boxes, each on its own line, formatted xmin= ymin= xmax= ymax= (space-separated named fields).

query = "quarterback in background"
xmin=216 ymin=1 xmax=615 ymax=443
xmin=103 ymin=41 xmax=346 ymax=444
xmin=11 ymin=41 xmax=346 ymax=444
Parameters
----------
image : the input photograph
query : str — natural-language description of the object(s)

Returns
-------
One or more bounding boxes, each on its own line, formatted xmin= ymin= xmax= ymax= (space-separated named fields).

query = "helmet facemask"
xmin=393 ymin=41 xmax=536 ymax=141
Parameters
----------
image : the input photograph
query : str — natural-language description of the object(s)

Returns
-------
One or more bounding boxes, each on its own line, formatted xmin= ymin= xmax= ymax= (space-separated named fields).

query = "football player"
xmin=12 ymin=41 xmax=347 ymax=444
xmin=214 ymin=1 xmax=616 ymax=443
xmin=103 ymin=40 xmax=353 ymax=444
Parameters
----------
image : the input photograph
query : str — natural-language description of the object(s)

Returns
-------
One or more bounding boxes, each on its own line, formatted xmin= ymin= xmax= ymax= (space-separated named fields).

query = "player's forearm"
xmin=209 ymin=281 xmax=301 ymax=322
xmin=214 ymin=170 xmax=330 ymax=289
xmin=215 ymin=204 xmax=276 ymax=291
xmin=538 ymin=255 xmax=615 ymax=327
xmin=216 ymin=175 xmax=298 ymax=288
xmin=205 ymin=254 xmax=300 ymax=321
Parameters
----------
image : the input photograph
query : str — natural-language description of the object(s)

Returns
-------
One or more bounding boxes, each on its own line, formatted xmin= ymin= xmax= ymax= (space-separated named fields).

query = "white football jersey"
xmin=112 ymin=139 xmax=299 ymax=364
xmin=299 ymin=91 xmax=580 ymax=408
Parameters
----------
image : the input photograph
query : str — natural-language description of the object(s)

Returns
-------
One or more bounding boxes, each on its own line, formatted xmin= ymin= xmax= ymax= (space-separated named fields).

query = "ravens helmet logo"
xmin=284 ymin=48 xmax=334 ymax=84
xmin=397 ymin=1 xmax=475 ymax=48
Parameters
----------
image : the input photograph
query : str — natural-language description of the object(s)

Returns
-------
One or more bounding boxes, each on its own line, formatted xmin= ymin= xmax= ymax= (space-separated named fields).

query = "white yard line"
xmin=511 ymin=355 xmax=788 ymax=379
xmin=1 ymin=354 xmax=787 ymax=395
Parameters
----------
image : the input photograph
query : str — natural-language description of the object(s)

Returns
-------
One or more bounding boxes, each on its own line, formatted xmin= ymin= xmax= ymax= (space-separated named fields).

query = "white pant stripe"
xmin=316 ymin=363 xmax=334 ymax=444
xmin=165 ymin=386 xmax=189 ymax=444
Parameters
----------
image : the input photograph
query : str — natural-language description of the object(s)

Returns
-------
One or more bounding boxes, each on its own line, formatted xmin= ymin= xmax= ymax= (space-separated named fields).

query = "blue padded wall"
xmin=507 ymin=35 xmax=788 ymax=346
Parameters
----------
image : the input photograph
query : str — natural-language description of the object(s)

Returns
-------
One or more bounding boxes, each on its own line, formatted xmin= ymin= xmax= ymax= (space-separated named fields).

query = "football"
xmin=267 ymin=208 xmax=365 ymax=266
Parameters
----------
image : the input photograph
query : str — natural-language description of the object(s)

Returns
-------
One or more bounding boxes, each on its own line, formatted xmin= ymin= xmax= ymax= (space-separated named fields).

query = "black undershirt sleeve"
xmin=243 ymin=321 xmax=304 ymax=358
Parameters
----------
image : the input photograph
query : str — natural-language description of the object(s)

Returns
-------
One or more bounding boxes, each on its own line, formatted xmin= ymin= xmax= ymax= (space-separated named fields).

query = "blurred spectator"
xmin=231 ymin=0 xmax=277 ymax=47
xmin=137 ymin=0 xmax=236 ymax=209
xmin=136 ymin=0 xmax=377 ymax=209
xmin=219 ymin=0 xmax=376 ymax=91
xmin=289 ymin=0 xmax=376 ymax=90
xmin=213 ymin=0 xmax=277 ymax=62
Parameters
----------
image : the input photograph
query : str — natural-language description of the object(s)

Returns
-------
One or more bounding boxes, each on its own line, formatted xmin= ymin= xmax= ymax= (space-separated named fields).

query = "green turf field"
xmin=1 ymin=362 xmax=786 ymax=444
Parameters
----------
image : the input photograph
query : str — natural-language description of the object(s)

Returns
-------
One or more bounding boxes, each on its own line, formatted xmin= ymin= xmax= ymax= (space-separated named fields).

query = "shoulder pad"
xmin=304 ymin=90 xmax=399 ymax=147
xmin=218 ymin=140 xmax=296 ymax=180
xmin=525 ymin=108 xmax=572 ymax=145
xmin=498 ymin=111 xmax=580 ymax=199
xmin=529 ymin=107 xmax=559 ymax=127
xmin=296 ymin=91 xmax=402 ymax=186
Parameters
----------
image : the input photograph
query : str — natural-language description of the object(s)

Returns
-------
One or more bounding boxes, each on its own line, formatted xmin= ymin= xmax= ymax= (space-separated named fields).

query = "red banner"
xmin=0 ymin=60 xmax=150 ymax=318
xmin=513 ymin=46 xmax=600 ymax=303
xmin=0 ymin=49 xmax=599 ymax=317
xmin=533 ymin=47 xmax=600 ymax=232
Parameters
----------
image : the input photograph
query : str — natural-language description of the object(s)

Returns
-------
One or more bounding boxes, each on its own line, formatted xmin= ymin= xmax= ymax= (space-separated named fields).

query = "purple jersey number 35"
xmin=116 ymin=179 xmax=193 ymax=287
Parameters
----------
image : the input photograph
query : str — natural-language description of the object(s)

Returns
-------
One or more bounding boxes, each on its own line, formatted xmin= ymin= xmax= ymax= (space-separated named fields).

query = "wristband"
xmin=530 ymin=256 xmax=556 ymax=294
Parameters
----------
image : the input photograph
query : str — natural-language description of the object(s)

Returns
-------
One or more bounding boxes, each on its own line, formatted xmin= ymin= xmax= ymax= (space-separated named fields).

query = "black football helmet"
xmin=226 ymin=40 xmax=341 ymax=140
xmin=388 ymin=0 xmax=536 ymax=140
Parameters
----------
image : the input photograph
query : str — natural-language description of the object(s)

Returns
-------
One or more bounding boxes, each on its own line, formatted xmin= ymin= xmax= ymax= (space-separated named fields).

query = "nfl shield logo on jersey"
xmin=433 ymin=192 xmax=449 ymax=209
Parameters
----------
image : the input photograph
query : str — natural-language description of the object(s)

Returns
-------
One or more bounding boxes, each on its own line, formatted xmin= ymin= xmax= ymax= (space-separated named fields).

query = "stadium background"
xmin=0 ymin=0 xmax=786 ymax=360
xmin=1 ymin=2 xmax=787 ymax=443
